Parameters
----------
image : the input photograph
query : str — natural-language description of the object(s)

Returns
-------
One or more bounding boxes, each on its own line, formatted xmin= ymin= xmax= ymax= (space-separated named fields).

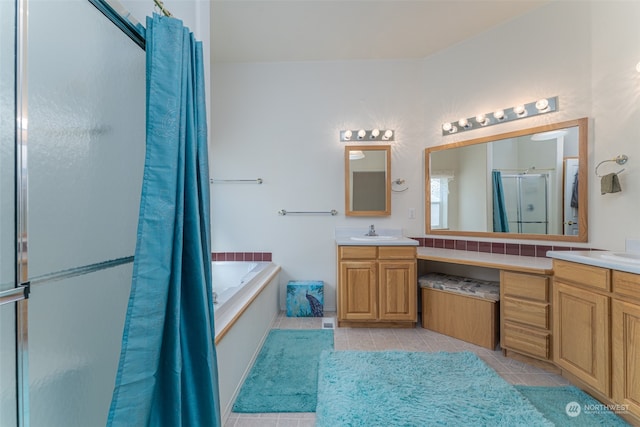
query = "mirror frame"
xmin=345 ymin=145 xmax=391 ymax=217
xmin=425 ymin=117 xmax=588 ymax=242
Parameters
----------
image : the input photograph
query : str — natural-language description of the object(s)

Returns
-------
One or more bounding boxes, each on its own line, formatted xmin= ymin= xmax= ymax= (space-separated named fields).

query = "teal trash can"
xmin=286 ymin=280 xmax=324 ymax=317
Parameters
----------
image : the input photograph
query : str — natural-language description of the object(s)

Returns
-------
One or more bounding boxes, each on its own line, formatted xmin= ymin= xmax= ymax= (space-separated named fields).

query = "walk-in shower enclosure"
xmin=1 ymin=0 xmax=145 ymax=425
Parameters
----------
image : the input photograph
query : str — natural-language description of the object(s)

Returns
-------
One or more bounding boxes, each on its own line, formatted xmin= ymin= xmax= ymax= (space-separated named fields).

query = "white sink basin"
xmin=350 ymin=235 xmax=399 ymax=242
xmin=600 ymin=252 xmax=640 ymax=264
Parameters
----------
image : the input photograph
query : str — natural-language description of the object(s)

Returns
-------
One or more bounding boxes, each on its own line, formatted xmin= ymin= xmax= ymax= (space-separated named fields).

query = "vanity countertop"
xmin=335 ymin=236 xmax=419 ymax=246
xmin=334 ymin=227 xmax=419 ymax=246
xmin=547 ymin=250 xmax=640 ymax=275
xmin=418 ymin=247 xmax=552 ymax=275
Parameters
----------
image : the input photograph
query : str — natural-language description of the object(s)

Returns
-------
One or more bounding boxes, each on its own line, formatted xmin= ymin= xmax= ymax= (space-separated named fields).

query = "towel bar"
xmin=278 ymin=209 xmax=338 ymax=216
xmin=210 ymin=178 xmax=263 ymax=184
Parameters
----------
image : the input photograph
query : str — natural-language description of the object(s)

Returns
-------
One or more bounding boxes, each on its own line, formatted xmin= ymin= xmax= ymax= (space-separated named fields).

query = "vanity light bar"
xmin=340 ymin=129 xmax=395 ymax=142
xmin=441 ymin=97 xmax=558 ymax=136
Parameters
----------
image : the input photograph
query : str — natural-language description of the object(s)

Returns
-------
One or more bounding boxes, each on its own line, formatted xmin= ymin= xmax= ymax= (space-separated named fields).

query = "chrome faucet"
xmin=366 ymin=224 xmax=378 ymax=236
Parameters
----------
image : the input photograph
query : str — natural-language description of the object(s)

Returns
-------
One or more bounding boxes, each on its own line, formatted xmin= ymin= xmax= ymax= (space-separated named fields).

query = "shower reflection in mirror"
xmin=492 ymin=169 xmax=550 ymax=234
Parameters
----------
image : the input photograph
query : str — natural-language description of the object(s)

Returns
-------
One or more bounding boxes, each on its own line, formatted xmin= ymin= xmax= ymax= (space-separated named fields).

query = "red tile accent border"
xmin=211 ymin=252 xmax=272 ymax=262
xmin=411 ymin=237 xmax=592 ymax=258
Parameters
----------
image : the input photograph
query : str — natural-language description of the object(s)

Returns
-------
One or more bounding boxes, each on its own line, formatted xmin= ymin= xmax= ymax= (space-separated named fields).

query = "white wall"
xmin=458 ymin=144 xmax=488 ymax=231
xmin=590 ymin=0 xmax=640 ymax=249
xmin=211 ymin=1 xmax=640 ymax=311
xmin=211 ymin=60 xmax=424 ymax=311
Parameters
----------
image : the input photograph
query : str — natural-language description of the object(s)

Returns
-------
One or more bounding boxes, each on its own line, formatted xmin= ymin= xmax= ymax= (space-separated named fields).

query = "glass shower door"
xmin=2 ymin=0 xmax=147 ymax=425
xmin=519 ymin=174 xmax=549 ymax=234
xmin=502 ymin=174 xmax=549 ymax=234
xmin=25 ymin=1 xmax=146 ymax=425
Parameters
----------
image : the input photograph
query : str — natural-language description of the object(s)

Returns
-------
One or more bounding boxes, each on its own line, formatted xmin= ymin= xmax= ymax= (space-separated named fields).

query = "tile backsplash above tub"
xmin=212 ymin=252 xmax=272 ymax=262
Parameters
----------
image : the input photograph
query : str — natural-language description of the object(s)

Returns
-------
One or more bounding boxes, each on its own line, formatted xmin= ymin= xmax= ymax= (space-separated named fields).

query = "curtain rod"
xmin=153 ymin=0 xmax=173 ymax=17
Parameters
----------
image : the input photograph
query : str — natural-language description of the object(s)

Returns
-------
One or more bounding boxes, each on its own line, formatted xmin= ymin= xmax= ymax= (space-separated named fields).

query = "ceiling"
xmin=211 ymin=0 xmax=550 ymax=63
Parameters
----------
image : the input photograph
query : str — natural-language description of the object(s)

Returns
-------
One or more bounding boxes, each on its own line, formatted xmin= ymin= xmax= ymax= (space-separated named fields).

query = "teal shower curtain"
xmin=107 ymin=14 xmax=221 ymax=427
xmin=492 ymin=170 xmax=510 ymax=233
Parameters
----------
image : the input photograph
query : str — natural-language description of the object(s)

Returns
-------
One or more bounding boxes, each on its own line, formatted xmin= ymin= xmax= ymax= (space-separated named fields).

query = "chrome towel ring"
xmin=595 ymin=154 xmax=628 ymax=177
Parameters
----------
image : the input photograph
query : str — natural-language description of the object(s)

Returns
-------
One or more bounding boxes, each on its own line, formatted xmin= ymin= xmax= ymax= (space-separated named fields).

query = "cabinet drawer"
xmin=378 ymin=246 xmax=416 ymax=260
xmin=553 ymin=259 xmax=610 ymax=292
xmin=613 ymin=270 xmax=640 ymax=303
xmin=503 ymin=322 xmax=550 ymax=359
xmin=339 ymin=246 xmax=377 ymax=260
xmin=501 ymin=271 xmax=549 ymax=302
xmin=503 ymin=296 xmax=549 ymax=329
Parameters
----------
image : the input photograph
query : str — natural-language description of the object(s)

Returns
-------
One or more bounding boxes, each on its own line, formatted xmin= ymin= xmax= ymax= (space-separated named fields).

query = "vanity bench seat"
xmin=417 ymin=247 xmax=553 ymax=352
xmin=419 ymin=272 xmax=499 ymax=349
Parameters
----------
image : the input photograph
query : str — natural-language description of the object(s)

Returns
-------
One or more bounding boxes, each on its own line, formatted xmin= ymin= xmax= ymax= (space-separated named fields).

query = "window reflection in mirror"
xmin=425 ymin=118 xmax=588 ymax=242
xmin=345 ymin=145 xmax=391 ymax=216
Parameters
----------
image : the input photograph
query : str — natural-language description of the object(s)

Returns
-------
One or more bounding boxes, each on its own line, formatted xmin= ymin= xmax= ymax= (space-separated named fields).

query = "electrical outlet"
xmin=408 ymin=208 xmax=416 ymax=219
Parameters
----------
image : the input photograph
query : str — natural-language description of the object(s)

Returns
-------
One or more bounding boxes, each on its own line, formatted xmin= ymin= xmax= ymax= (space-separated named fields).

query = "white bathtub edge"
xmin=214 ymin=263 xmax=280 ymax=343
xmin=215 ymin=264 xmax=280 ymax=424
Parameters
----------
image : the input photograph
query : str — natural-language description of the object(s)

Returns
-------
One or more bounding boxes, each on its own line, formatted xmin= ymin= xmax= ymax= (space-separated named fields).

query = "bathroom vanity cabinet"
xmin=553 ymin=258 xmax=640 ymax=423
xmin=612 ymin=270 xmax=640 ymax=420
xmin=337 ymin=245 xmax=417 ymax=327
xmin=500 ymin=270 xmax=553 ymax=361
xmin=553 ymin=259 xmax=611 ymax=396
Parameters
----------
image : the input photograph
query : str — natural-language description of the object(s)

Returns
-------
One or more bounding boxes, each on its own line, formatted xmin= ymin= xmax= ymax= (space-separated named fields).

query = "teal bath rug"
xmin=515 ymin=385 xmax=630 ymax=426
xmin=316 ymin=351 xmax=553 ymax=427
xmin=232 ymin=329 xmax=334 ymax=413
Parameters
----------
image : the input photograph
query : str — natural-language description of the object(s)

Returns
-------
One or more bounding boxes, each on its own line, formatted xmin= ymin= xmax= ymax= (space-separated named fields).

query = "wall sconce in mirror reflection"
xmin=349 ymin=150 xmax=365 ymax=160
xmin=442 ymin=97 xmax=558 ymax=136
xmin=392 ymin=178 xmax=408 ymax=192
xmin=341 ymin=129 xmax=394 ymax=142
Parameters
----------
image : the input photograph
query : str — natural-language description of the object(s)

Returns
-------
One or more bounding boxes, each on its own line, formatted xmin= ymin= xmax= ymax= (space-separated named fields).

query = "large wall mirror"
xmin=345 ymin=145 xmax=391 ymax=216
xmin=425 ymin=118 xmax=588 ymax=242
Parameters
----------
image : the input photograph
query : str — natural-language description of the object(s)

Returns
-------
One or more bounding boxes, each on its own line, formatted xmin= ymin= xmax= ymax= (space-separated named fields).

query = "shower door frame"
xmin=0 ymin=0 xmax=31 ymax=425
xmin=500 ymin=173 xmax=550 ymax=234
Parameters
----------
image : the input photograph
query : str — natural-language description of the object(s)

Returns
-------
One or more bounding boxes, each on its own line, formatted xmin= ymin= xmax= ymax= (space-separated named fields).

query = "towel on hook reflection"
xmin=570 ymin=172 xmax=579 ymax=207
xmin=600 ymin=173 xmax=622 ymax=194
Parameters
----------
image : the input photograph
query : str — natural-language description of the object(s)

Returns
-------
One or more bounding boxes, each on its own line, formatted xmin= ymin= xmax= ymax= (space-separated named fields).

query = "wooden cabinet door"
xmin=339 ymin=261 xmax=377 ymax=321
xmin=554 ymin=281 xmax=610 ymax=395
xmin=612 ymin=299 xmax=640 ymax=417
xmin=378 ymin=260 xmax=416 ymax=321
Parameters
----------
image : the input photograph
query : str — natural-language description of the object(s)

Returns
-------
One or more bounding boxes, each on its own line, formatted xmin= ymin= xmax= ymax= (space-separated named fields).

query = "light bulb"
xmin=383 ymin=130 xmax=393 ymax=140
xmin=442 ymin=124 xmax=457 ymax=134
xmin=371 ymin=129 xmax=380 ymax=138
xmin=475 ymin=114 xmax=488 ymax=125
xmin=514 ymin=105 xmax=526 ymax=116
xmin=535 ymin=98 xmax=549 ymax=111
xmin=343 ymin=130 xmax=352 ymax=140
xmin=357 ymin=129 xmax=366 ymax=139
xmin=493 ymin=110 xmax=505 ymax=120
xmin=636 ymin=61 xmax=640 ymax=73
xmin=458 ymin=118 xmax=470 ymax=129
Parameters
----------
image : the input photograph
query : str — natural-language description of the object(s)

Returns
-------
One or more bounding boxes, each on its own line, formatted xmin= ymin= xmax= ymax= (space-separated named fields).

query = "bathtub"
xmin=212 ymin=261 xmax=270 ymax=308
xmin=212 ymin=260 xmax=281 ymax=422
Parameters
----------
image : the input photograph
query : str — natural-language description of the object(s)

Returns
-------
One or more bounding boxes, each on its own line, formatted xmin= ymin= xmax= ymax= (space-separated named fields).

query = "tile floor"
xmin=224 ymin=312 xmax=571 ymax=427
